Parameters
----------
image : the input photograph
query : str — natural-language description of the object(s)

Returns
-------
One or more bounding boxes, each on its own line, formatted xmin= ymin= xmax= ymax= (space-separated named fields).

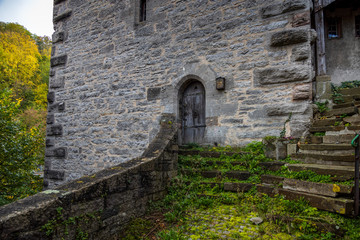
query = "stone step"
xmin=179 ymin=150 xmax=245 ymax=158
xmin=257 ymin=185 xmax=354 ymax=215
xmin=180 ymin=159 xmax=244 ymax=167
xmin=282 ymin=178 xmax=352 ymax=197
xmin=322 ymin=134 xmax=355 ymax=144
xmin=339 ymin=88 xmax=360 ymax=96
xmin=324 ymin=106 xmax=358 ymax=118
xmin=348 ymin=125 xmax=360 ymax=131
xmin=333 ymin=102 xmax=354 ymax=109
xmin=291 ymin=153 xmax=355 ymax=166
xmin=195 ymin=182 xmax=254 ymax=192
xmin=287 ymin=164 xmax=355 ymax=181
xmin=309 ymin=126 xmax=345 ymax=132
xmin=261 ymin=175 xmax=353 ymax=197
xmin=312 ymin=118 xmax=338 ymax=127
xmin=181 ymin=169 xmax=251 ymax=180
xmin=299 ymin=144 xmax=353 ymax=151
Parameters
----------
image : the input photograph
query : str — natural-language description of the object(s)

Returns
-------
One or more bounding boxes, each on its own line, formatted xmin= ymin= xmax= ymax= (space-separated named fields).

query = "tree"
xmin=0 ymin=89 xmax=44 ymax=206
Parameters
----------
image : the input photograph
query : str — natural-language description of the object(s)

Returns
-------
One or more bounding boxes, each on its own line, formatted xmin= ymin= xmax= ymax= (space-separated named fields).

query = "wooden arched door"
xmin=180 ymin=81 xmax=206 ymax=144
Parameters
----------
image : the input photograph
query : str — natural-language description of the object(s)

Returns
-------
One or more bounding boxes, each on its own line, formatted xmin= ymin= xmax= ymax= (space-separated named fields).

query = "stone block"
xmin=147 ymin=87 xmax=161 ymax=101
xmin=292 ymin=12 xmax=310 ymax=27
xmin=52 ymin=31 xmax=65 ymax=43
xmin=44 ymin=169 xmax=65 ymax=180
xmin=50 ymin=76 xmax=65 ymax=88
xmin=270 ymin=29 xmax=308 ymax=47
xmin=51 ymin=55 xmax=67 ymax=67
xmin=46 ymin=139 xmax=55 ymax=148
xmin=47 ymin=91 xmax=55 ymax=103
xmin=255 ymin=66 xmax=310 ymax=85
xmin=293 ymin=83 xmax=311 ymax=100
xmin=54 ymin=0 xmax=66 ymax=4
xmin=47 ymin=125 xmax=63 ymax=136
xmin=261 ymin=0 xmax=307 ymax=19
xmin=47 ymin=114 xmax=55 ymax=124
xmin=45 ymin=147 xmax=67 ymax=158
xmin=283 ymin=178 xmax=352 ymax=197
xmin=261 ymin=175 xmax=284 ymax=185
xmin=53 ymin=10 xmax=72 ymax=23
xmin=291 ymin=46 xmax=309 ymax=62
xmin=287 ymin=143 xmax=298 ymax=155
xmin=278 ymin=188 xmax=353 ymax=215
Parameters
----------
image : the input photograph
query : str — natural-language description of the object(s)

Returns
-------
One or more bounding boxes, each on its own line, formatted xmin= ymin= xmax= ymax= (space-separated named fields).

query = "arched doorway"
xmin=179 ymin=81 xmax=206 ymax=144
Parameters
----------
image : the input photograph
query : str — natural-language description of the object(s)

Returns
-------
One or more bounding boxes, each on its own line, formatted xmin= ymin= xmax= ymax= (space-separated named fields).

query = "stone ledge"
xmin=270 ymin=29 xmax=309 ymax=47
xmin=0 ymin=118 xmax=178 ymax=239
xmin=53 ymin=10 xmax=72 ymax=23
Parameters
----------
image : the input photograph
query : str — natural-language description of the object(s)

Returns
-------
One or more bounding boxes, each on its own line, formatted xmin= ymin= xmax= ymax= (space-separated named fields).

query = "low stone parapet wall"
xmin=0 ymin=120 xmax=178 ymax=240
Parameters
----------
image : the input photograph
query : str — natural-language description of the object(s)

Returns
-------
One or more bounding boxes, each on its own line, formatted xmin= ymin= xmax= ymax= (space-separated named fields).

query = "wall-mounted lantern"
xmin=216 ymin=77 xmax=225 ymax=90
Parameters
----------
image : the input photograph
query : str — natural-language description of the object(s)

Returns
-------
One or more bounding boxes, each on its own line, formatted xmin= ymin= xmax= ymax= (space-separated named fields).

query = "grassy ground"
xmin=121 ymin=143 xmax=360 ymax=239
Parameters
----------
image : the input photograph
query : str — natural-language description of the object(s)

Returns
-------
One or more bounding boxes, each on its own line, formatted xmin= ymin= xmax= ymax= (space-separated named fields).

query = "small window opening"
xmin=327 ymin=17 xmax=342 ymax=39
xmin=356 ymin=15 xmax=360 ymax=37
xmin=140 ymin=0 xmax=146 ymax=22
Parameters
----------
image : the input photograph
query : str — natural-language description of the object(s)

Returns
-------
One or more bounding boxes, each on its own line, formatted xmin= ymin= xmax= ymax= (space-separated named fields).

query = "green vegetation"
xmin=313 ymin=132 xmax=325 ymax=137
xmin=122 ymin=142 xmax=360 ymax=239
xmin=315 ymin=101 xmax=329 ymax=114
xmin=0 ymin=22 xmax=51 ymax=206
xmin=331 ymin=80 xmax=360 ymax=104
xmin=42 ymin=207 xmax=101 ymax=239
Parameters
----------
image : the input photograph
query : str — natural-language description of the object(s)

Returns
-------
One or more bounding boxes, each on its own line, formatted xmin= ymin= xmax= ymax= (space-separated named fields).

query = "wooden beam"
xmin=315 ymin=0 xmax=337 ymax=12
xmin=315 ymin=2 xmax=327 ymax=76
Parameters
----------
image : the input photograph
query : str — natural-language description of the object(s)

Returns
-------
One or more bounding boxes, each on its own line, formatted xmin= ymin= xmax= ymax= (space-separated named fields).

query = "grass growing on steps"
xmin=121 ymin=142 xmax=360 ymax=239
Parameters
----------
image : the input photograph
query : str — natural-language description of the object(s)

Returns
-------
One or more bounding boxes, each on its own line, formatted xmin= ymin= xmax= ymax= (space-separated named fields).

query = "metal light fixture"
xmin=216 ymin=77 xmax=225 ymax=90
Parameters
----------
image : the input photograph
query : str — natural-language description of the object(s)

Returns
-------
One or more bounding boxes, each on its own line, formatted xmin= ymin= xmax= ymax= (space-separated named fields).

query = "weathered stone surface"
xmin=261 ymin=0 xmax=308 ymax=19
xmin=261 ymin=175 xmax=284 ymax=185
xmin=325 ymin=107 xmax=358 ymax=118
xmin=44 ymin=169 xmax=65 ymax=180
xmin=47 ymin=114 xmax=55 ymax=124
xmin=47 ymin=124 xmax=63 ymax=136
xmin=255 ymin=66 xmax=310 ymax=85
xmin=293 ymin=84 xmax=311 ymax=100
xmin=50 ymin=76 xmax=65 ymax=88
xmin=52 ymin=31 xmax=65 ymax=43
xmin=50 ymin=55 xmax=67 ymax=67
xmin=147 ymin=87 xmax=161 ymax=101
xmin=46 ymin=0 xmax=313 ymax=187
xmin=292 ymin=46 xmax=309 ymax=62
xmin=45 ymin=147 xmax=67 ymax=158
xmin=0 ymin=123 xmax=178 ymax=239
xmin=278 ymin=188 xmax=353 ymax=215
xmin=292 ymin=12 xmax=311 ymax=27
xmin=282 ymin=178 xmax=352 ymax=197
xmin=287 ymin=164 xmax=354 ymax=181
xmin=47 ymin=91 xmax=55 ymax=103
xmin=53 ymin=10 xmax=72 ymax=23
xmin=270 ymin=29 xmax=308 ymax=47
xmin=54 ymin=0 xmax=66 ymax=4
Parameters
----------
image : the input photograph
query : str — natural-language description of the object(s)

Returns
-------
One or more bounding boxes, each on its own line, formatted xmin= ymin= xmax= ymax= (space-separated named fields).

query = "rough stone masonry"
xmin=46 ymin=0 xmax=315 ymax=187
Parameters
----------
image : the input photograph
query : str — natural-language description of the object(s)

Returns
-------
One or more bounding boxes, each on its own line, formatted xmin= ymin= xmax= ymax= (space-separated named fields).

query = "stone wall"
xmin=0 ymin=121 xmax=178 ymax=240
xmin=47 ymin=0 xmax=315 ymax=186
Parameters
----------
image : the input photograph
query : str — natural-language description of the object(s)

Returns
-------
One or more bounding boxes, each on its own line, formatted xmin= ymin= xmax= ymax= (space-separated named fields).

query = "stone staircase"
xmin=178 ymin=148 xmax=355 ymax=216
xmin=285 ymin=86 xmax=360 ymax=215
xmin=178 ymin=87 xmax=360 ymax=217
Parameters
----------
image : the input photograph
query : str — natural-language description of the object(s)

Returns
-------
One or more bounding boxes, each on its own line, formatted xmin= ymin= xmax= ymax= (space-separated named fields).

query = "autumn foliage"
xmin=0 ymin=22 xmax=51 ymax=205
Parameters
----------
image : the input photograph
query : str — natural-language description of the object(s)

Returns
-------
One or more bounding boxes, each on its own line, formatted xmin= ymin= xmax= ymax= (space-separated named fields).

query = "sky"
xmin=0 ymin=0 xmax=53 ymax=37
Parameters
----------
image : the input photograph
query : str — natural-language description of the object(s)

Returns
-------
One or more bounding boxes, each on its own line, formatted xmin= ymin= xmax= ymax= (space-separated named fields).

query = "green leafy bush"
xmin=0 ymin=89 xmax=44 ymax=205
